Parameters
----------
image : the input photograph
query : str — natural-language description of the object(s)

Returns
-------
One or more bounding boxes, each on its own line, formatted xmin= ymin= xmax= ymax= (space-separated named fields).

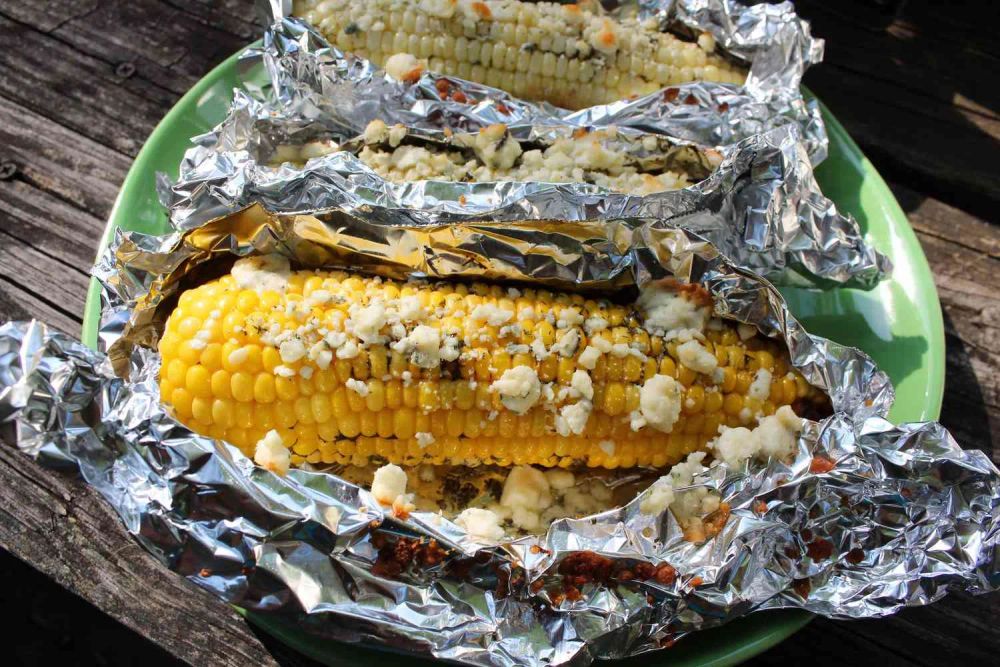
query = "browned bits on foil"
xmin=495 ymin=101 xmax=511 ymax=115
xmin=784 ymin=545 xmax=801 ymax=560
xmin=810 ymin=455 xmax=836 ymax=474
xmin=754 ymin=500 xmax=768 ymax=515
xmin=559 ymin=551 xmax=615 ymax=585
xmin=703 ymin=502 xmax=731 ymax=537
xmin=653 ymin=562 xmax=677 ymax=585
xmin=717 ymin=102 xmax=730 ymax=113
xmin=792 ymin=578 xmax=812 ymax=598
xmin=198 ymin=568 xmax=212 ymax=577
xmin=846 ymin=548 xmax=865 ymax=565
xmin=544 ymin=552 xmax=678 ymax=605
xmin=371 ymin=535 xmax=448 ymax=578
xmin=800 ymin=528 xmax=814 ymax=542
xmin=688 ymin=576 xmax=704 ymax=588
xmin=806 ymin=537 xmax=834 ymax=562
xmin=530 ymin=579 xmax=545 ymax=594
xmin=572 ymin=127 xmax=589 ymax=139
xmin=435 ymin=79 xmax=451 ymax=98
xmin=684 ymin=94 xmax=699 ymax=105
xmin=663 ymin=87 xmax=680 ymax=103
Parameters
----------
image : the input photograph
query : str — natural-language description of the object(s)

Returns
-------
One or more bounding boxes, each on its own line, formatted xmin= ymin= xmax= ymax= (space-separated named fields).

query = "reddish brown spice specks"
xmin=530 ymin=579 xmax=545 ymax=594
xmin=565 ymin=585 xmax=583 ymax=602
xmin=371 ymin=536 xmax=448 ymax=578
xmin=633 ymin=562 xmax=655 ymax=580
xmin=653 ymin=562 xmax=677 ymax=585
xmin=792 ymin=578 xmax=812 ymax=598
xmin=435 ymin=78 xmax=452 ymax=98
xmin=683 ymin=94 xmax=699 ymax=105
xmin=558 ymin=552 xmax=615 ymax=584
xmin=495 ymin=101 xmax=511 ymax=115
xmin=754 ymin=500 xmax=768 ymax=515
xmin=810 ymin=455 xmax=836 ymax=474
xmin=806 ymin=537 xmax=834 ymax=562
xmin=688 ymin=576 xmax=704 ymax=588
xmin=717 ymin=102 xmax=730 ymax=113
xmin=451 ymin=90 xmax=468 ymax=104
xmin=572 ymin=127 xmax=589 ymax=139
xmin=198 ymin=568 xmax=212 ymax=577
xmin=845 ymin=548 xmax=865 ymax=565
xmin=663 ymin=88 xmax=680 ymax=103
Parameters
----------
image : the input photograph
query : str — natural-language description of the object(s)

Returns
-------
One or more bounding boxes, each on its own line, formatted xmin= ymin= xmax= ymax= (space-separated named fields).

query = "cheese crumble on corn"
xmin=276 ymin=121 xmax=707 ymax=196
xmin=158 ymin=255 xmax=826 ymax=474
xmin=293 ymin=0 xmax=747 ymax=109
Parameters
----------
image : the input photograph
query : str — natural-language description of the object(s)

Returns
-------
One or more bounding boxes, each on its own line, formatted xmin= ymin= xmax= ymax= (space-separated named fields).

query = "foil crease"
xmin=3 ymin=213 xmax=997 ymax=666
xmin=159 ymin=14 xmax=891 ymax=288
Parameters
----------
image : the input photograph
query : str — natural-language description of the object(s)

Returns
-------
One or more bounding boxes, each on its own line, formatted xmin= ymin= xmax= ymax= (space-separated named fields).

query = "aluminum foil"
xmin=3 ymin=210 xmax=997 ymax=666
xmin=161 ymin=7 xmax=884 ymax=289
xmin=254 ymin=1 xmax=827 ymax=161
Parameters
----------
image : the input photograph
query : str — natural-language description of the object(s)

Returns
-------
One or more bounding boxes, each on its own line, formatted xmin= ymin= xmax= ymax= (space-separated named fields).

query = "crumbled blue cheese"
xmin=569 ymin=369 xmax=594 ymax=400
xmin=634 ymin=374 xmax=682 ymax=433
xmin=345 ymin=378 xmax=370 ymax=396
xmin=470 ymin=302 xmax=514 ymax=326
xmin=254 ymin=429 xmax=290 ymax=476
xmin=710 ymin=406 xmax=804 ymax=467
xmin=279 ymin=338 xmax=307 ymax=364
xmin=232 ymin=254 xmax=290 ymax=294
xmin=637 ymin=284 xmax=710 ymax=338
xmin=491 ymin=366 xmax=542 ymax=414
xmin=677 ymin=339 xmax=718 ymax=374
xmin=455 ymin=507 xmax=505 ymax=542
xmin=371 ymin=463 xmax=408 ymax=505
xmin=748 ymin=368 xmax=772 ymax=401
xmin=384 ymin=52 xmax=425 ymax=81
xmin=577 ymin=345 xmax=601 ymax=370
xmin=555 ymin=400 xmax=592 ymax=436
xmin=550 ymin=328 xmax=580 ymax=357
xmin=498 ymin=465 xmax=552 ymax=531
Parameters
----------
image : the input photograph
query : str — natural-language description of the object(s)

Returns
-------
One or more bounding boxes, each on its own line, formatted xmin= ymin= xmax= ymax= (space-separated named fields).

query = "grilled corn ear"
xmin=273 ymin=122 xmax=716 ymax=195
xmin=293 ymin=0 xmax=747 ymax=109
xmin=159 ymin=255 xmax=825 ymax=470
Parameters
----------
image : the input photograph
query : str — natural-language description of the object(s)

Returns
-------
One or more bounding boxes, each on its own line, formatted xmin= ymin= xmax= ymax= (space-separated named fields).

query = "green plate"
xmin=80 ymin=46 xmax=945 ymax=666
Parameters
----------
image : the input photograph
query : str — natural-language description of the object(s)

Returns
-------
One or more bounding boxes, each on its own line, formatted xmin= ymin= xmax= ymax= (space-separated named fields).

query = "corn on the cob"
xmin=292 ymin=0 xmax=747 ymax=109
xmin=272 ymin=122 xmax=716 ymax=196
xmin=158 ymin=254 xmax=824 ymax=471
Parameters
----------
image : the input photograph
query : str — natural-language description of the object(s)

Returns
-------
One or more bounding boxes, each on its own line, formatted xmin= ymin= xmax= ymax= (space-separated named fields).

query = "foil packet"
xmin=162 ymin=7 xmax=884 ymax=289
xmin=2 ymin=209 xmax=997 ymax=666
xmin=255 ymin=0 xmax=827 ymax=161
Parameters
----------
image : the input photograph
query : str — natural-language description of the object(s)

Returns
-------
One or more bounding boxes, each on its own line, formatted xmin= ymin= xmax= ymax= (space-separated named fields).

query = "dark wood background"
xmin=0 ymin=1 xmax=997 ymax=665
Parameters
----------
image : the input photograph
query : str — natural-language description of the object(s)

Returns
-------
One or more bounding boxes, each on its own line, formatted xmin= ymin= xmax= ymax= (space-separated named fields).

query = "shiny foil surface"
xmin=2 ymin=211 xmax=997 ymax=666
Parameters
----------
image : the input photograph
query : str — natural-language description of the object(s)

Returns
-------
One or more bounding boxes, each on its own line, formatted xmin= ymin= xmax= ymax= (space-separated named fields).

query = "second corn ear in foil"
xmin=0 ymin=210 xmax=991 ymax=666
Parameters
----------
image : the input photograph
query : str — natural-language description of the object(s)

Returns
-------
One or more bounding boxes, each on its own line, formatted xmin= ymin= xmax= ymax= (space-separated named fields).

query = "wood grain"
xmin=0 ymin=0 xmax=996 ymax=665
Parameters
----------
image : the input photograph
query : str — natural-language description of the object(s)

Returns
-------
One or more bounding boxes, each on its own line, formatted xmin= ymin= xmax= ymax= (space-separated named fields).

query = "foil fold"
xmin=2 ymin=212 xmax=996 ymax=666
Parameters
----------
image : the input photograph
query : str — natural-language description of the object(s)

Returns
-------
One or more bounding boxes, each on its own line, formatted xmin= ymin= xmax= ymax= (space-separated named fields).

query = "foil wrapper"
xmin=3 ymin=210 xmax=997 ymax=666
xmin=255 ymin=1 xmax=827 ymax=161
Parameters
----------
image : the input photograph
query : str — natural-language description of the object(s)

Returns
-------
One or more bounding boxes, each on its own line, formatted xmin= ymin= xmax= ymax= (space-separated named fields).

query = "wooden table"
xmin=0 ymin=1 xmax=997 ymax=664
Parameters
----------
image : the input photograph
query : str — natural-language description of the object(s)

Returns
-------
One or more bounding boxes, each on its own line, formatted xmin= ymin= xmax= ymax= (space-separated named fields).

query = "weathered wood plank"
xmin=0 ymin=96 xmax=130 ymax=219
xmin=0 ymin=15 xmax=176 ymax=155
xmin=49 ymin=0 xmax=251 ymax=94
xmin=890 ymin=184 xmax=1000 ymax=461
xmin=0 ymin=179 xmax=104 ymax=268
